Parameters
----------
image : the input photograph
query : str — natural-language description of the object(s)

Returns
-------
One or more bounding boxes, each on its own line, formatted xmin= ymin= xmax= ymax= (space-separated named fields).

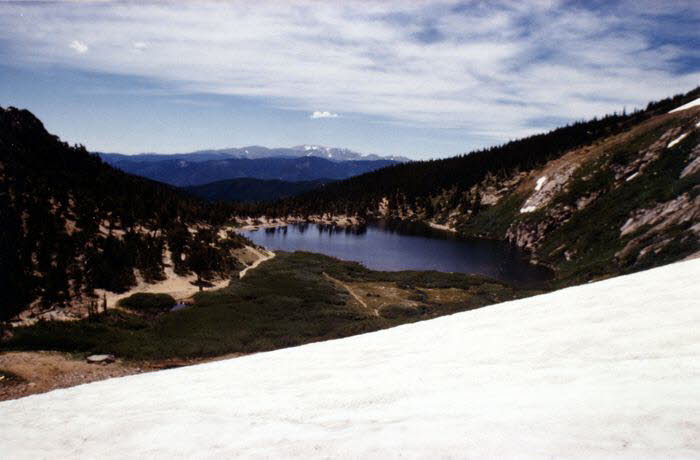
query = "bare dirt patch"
xmin=323 ymin=273 xmax=377 ymax=316
xmin=0 ymin=351 xmax=247 ymax=401
xmin=421 ymin=287 xmax=474 ymax=305
xmin=0 ymin=351 xmax=140 ymax=401
xmin=343 ymin=280 xmax=424 ymax=313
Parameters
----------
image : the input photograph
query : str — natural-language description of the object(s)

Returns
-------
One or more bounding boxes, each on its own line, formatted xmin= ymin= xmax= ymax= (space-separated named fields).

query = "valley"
xmin=1 ymin=89 xmax=699 ymax=402
xmin=2 ymin=252 xmax=536 ymax=399
xmin=2 ymin=2 xmax=699 ymax=457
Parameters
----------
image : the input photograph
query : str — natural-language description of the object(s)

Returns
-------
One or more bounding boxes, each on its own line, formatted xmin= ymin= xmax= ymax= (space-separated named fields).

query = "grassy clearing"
xmin=5 ymin=252 xmax=536 ymax=361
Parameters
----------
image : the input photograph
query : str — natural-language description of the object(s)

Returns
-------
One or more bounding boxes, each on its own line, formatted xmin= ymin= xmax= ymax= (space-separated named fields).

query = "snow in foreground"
xmin=2 ymin=260 xmax=700 ymax=459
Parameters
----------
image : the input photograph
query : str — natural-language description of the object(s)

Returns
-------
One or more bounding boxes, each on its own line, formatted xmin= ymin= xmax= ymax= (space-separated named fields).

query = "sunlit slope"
xmin=2 ymin=258 xmax=699 ymax=458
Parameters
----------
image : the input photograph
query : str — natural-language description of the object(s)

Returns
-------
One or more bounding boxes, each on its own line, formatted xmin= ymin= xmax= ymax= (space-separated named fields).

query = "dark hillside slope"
xmin=184 ymin=178 xmax=331 ymax=203
xmin=0 ymin=107 xmax=248 ymax=321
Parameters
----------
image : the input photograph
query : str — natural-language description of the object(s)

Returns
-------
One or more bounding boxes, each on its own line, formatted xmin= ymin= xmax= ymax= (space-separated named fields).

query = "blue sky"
xmin=0 ymin=1 xmax=698 ymax=159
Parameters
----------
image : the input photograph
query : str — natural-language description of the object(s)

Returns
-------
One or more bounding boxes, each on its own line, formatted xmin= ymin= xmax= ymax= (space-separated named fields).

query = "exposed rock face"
xmin=519 ymin=163 xmax=579 ymax=214
xmin=474 ymin=172 xmax=526 ymax=207
xmin=681 ymin=144 xmax=700 ymax=178
xmin=506 ymin=205 xmax=574 ymax=253
xmin=620 ymin=192 xmax=699 ymax=237
xmin=616 ymin=190 xmax=700 ymax=263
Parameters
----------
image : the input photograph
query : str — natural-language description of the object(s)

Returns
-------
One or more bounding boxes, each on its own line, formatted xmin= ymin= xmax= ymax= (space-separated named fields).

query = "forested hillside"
xmin=259 ymin=88 xmax=700 ymax=283
xmin=184 ymin=177 xmax=331 ymax=203
xmin=0 ymin=107 xmax=250 ymax=321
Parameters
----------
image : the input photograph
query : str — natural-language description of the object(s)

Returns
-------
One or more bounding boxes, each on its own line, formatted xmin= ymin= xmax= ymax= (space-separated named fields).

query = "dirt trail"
xmin=239 ymin=249 xmax=275 ymax=278
xmin=323 ymin=272 xmax=378 ymax=316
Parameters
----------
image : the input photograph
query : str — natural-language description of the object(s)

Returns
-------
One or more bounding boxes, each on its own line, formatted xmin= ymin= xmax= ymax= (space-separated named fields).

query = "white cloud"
xmin=310 ymin=111 xmax=339 ymax=119
xmin=68 ymin=40 xmax=88 ymax=54
xmin=2 ymin=1 xmax=699 ymax=147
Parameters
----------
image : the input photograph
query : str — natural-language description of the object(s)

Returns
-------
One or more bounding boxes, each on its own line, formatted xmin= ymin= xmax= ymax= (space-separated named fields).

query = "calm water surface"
xmin=243 ymin=220 xmax=551 ymax=286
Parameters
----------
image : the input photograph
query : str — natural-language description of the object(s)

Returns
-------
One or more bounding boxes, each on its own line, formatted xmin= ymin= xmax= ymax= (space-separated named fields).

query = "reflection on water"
xmin=243 ymin=220 xmax=552 ymax=286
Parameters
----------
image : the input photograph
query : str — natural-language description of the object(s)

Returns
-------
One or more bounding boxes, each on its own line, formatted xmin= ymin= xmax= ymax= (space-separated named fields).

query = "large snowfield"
xmin=2 ymin=259 xmax=700 ymax=459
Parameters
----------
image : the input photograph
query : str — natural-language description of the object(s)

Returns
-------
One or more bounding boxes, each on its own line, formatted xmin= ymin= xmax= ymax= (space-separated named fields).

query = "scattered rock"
xmin=86 ymin=354 xmax=116 ymax=364
xmin=680 ymin=144 xmax=700 ymax=178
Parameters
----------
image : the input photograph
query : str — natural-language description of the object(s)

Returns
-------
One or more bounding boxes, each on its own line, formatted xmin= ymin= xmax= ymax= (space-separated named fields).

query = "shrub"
xmin=118 ymin=293 xmax=176 ymax=313
xmin=379 ymin=304 xmax=420 ymax=319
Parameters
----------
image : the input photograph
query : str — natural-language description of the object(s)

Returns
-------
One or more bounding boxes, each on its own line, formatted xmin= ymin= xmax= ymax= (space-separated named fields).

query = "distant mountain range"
xmin=97 ymin=145 xmax=406 ymax=187
xmin=98 ymin=156 xmax=399 ymax=187
xmin=98 ymin=145 xmax=410 ymax=163
xmin=184 ymin=177 xmax=331 ymax=203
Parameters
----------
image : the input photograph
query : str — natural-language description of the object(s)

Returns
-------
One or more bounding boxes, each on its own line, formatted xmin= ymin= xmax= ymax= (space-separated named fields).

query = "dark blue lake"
xmin=242 ymin=220 xmax=552 ymax=286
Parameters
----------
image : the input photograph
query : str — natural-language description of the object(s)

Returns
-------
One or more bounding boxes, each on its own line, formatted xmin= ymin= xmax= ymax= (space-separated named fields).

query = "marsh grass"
xmin=6 ymin=252 xmax=530 ymax=361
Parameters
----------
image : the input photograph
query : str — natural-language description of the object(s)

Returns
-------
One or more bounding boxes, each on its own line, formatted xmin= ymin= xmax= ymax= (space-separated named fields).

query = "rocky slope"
xmin=441 ymin=104 xmax=700 ymax=282
xmin=386 ymin=105 xmax=699 ymax=283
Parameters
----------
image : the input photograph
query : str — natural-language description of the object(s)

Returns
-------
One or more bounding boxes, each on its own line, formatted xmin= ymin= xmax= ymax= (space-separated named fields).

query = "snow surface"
xmin=668 ymin=97 xmax=700 ymax=113
xmin=668 ymin=133 xmax=689 ymax=149
xmin=535 ymin=176 xmax=547 ymax=191
xmin=2 ymin=259 xmax=700 ymax=459
xmin=520 ymin=205 xmax=537 ymax=213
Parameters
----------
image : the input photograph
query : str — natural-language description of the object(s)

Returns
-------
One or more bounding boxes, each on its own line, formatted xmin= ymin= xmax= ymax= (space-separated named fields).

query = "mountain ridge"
xmin=102 ymin=156 xmax=399 ymax=187
xmin=98 ymin=144 xmax=410 ymax=163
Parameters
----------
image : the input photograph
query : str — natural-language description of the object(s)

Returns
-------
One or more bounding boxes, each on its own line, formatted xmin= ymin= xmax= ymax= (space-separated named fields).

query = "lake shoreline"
xmin=241 ymin=220 xmax=554 ymax=286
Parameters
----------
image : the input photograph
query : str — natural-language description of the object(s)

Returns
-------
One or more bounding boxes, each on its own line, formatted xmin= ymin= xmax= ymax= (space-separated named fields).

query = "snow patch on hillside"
xmin=668 ymin=97 xmax=700 ymax=113
xmin=667 ymin=133 xmax=688 ymax=149
xmin=534 ymin=176 xmax=547 ymax=191
xmin=2 ymin=259 xmax=699 ymax=458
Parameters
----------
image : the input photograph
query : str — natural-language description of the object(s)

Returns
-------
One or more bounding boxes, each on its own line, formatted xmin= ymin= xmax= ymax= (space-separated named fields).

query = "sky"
xmin=0 ymin=1 xmax=699 ymax=160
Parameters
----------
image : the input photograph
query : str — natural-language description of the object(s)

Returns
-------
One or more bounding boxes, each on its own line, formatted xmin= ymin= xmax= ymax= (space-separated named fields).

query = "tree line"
xmin=0 ymin=107 xmax=249 ymax=320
